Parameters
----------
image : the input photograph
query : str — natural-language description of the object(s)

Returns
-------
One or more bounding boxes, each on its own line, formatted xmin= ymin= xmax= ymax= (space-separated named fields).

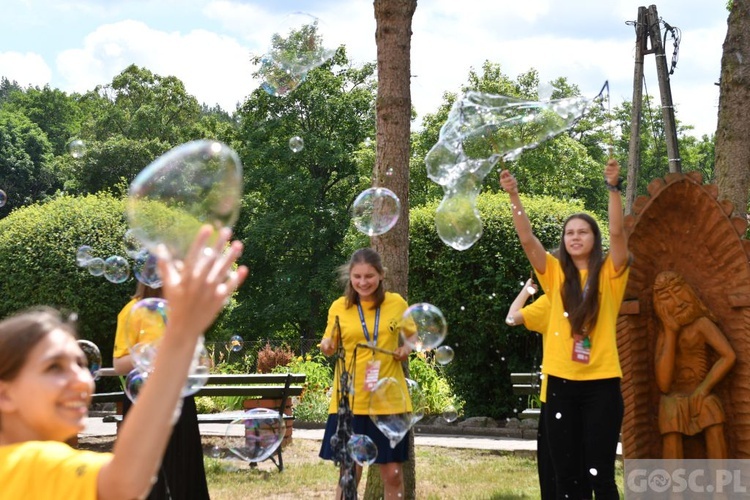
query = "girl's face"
xmin=0 ymin=329 xmax=94 ymax=442
xmin=563 ymin=217 xmax=595 ymax=261
xmin=349 ymin=263 xmax=383 ymax=301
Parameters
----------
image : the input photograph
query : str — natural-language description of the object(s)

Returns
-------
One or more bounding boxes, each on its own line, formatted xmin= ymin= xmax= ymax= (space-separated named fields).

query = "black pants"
xmin=122 ymin=395 xmax=210 ymax=499
xmin=544 ymin=376 xmax=623 ymax=500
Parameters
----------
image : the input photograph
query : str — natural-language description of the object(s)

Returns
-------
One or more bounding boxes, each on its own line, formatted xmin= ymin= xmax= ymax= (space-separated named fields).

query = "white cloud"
xmin=0 ymin=51 xmax=52 ymax=87
xmin=56 ymin=20 xmax=256 ymax=111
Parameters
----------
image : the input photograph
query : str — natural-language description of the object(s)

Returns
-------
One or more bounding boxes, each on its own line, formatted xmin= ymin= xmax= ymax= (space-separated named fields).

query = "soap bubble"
xmin=183 ymin=339 xmax=212 ymax=396
xmin=405 ymin=378 xmax=426 ymax=424
xmin=425 ymin=88 xmax=601 ymax=250
xmin=132 ymin=250 xmax=162 ymax=289
xmin=258 ymin=13 xmax=338 ymax=96
xmin=76 ymin=245 xmax=94 ymax=267
xmin=347 ymin=433 xmax=378 ymax=466
xmin=124 ymin=368 xmax=148 ymax=403
xmin=400 ymin=303 xmax=447 ymax=353
xmin=0 ymin=189 xmax=6 ymax=207
xmin=68 ymin=139 xmax=86 ymax=158
xmin=442 ymin=404 xmax=458 ymax=423
xmin=225 ymin=408 xmax=285 ymax=463
xmin=288 ymin=135 xmax=304 ymax=153
xmin=86 ymin=257 xmax=105 ymax=276
xmin=228 ymin=335 xmax=244 ymax=352
xmin=104 ymin=255 xmax=130 ymax=284
xmin=351 ymin=187 xmax=401 ymax=236
xmin=126 ymin=140 xmax=243 ymax=261
xmin=435 ymin=345 xmax=455 ymax=365
xmin=77 ymin=340 xmax=102 ymax=379
xmin=369 ymin=377 xmax=413 ymax=448
xmin=125 ymin=298 xmax=169 ymax=372
xmin=123 ymin=229 xmax=144 ymax=258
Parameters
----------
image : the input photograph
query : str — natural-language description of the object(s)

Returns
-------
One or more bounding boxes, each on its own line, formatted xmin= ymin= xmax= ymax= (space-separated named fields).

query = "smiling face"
xmin=349 ymin=262 xmax=383 ymax=302
xmin=0 ymin=329 xmax=94 ymax=443
xmin=563 ymin=217 xmax=595 ymax=263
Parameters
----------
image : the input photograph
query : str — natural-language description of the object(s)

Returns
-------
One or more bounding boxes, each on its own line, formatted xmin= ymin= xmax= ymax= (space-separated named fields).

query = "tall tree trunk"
xmin=366 ymin=0 xmax=417 ymax=499
xmin=715 ymin=0 xmax=750 ymax=217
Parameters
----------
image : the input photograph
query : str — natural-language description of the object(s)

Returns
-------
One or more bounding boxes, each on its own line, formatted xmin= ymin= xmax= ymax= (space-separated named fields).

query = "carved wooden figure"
xmin=618 ymin=172 xmax=750 ymax=459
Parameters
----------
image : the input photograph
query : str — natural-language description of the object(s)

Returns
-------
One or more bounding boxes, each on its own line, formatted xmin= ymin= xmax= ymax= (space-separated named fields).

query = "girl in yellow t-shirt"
xmin=319 ymin=248 xmax=412 ymax=500
xmin=500 ymin=159 xmax=629 ymax=500
xmin=0 ymin=226 xmax=247 ymax=500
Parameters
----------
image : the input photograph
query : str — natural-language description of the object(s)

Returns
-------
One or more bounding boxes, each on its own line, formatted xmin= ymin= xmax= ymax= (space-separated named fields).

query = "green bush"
xmin=273 ymin=352 xmax=333 ymax=423
xmin=408 ymin=354 xmax=464 ymax=417
xmin=409 ymin=190 xmax=606 ymax=419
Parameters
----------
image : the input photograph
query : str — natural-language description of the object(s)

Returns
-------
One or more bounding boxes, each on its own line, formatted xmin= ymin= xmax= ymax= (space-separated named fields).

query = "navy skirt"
xmin=319 ymin=413 xmax=409 ymax=464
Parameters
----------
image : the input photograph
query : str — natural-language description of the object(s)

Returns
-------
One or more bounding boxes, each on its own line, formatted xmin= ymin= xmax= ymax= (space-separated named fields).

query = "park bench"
xmin=510 ymin=372 xmax=541 ymax=420
xmin=91 ymin=369 xmax=306 ymax=471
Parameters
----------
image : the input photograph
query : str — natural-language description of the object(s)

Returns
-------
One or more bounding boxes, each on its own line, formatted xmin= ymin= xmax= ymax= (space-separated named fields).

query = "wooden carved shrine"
xmin=618 ymin=172 xmax=750 ymax=459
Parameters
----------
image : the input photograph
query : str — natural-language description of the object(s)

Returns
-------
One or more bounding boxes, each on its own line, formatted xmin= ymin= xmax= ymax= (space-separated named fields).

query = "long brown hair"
xmin=0 ymin=307 xmax=78 ymax=383
xmin=558 ymin=213 xmax=604 ymax=338
xmin=338 ymin=248 xmax=386 ymax=309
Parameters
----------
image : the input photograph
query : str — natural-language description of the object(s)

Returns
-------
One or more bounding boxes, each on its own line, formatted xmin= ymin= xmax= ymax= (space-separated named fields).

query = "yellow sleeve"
xmin=520 ymin=294 xmax=550 ymax=334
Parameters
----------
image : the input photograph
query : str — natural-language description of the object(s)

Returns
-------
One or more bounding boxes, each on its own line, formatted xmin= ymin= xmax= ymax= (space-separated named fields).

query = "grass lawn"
xmin=203 ymin=437 xmax=625 ymax=499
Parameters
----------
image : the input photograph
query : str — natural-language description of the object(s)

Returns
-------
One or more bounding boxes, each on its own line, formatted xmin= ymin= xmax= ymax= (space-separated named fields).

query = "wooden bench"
xmin=92 ymin=369 xmax=306 ymax=471
xmin=510 ymin=372 xmax=541 ymax=420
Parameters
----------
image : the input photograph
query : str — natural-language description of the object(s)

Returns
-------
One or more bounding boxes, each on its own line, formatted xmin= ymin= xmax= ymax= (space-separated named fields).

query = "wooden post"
xmin=626 ymin=6 xmax=648 ymax=215
xmin=647 ymin=4 xmax=681 ymax=173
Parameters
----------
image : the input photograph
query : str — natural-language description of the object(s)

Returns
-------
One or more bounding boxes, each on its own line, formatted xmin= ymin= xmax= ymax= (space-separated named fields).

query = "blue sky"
xmin=0 ymin=0 xmax=729 ymax=137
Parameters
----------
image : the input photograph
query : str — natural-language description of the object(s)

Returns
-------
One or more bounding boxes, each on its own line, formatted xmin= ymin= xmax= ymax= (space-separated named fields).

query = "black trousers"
xmin=544 ymin=376 xmax=623 ymax=500
xmin=122 ymin=395 xmax=210 ymax=499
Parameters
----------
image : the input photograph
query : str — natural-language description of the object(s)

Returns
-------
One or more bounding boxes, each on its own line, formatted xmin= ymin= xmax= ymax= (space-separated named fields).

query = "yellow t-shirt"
xmin=520 ymin=294 xmax=550 ymax=402
xmin=323 ymin=292 xmax=411 ymax=415
xmin=535 ymin=252 xmax=629 ymax=381
xmin=113 ymin=298 xmax=164 ymax=359
xmin=0 ymin=441 xmax=111 ymax=500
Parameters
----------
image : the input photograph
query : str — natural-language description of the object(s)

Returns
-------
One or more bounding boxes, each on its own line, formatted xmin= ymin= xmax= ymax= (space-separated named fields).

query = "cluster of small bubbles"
xmin=435 ymin=345 xmax=454 ymax=365
xmin=442 ymin=405 xmax=458 ymax=423
xmin=351 ymin=187 xmax=401 ymax=236
xmin=0 ymin=189 xmax=6 ymax=208
xmin=68 ymin=139 xmax=86 ymax=159
xmin=228 ymin=335 xmax=244 ymax=352
xmin=77 ymin=340 xmax=102 ymax=379
xmin=288 ymin=135 xmax=304 ymax=153
xmin=385 ymin=167 xmax=394 ymax=177
xmin=425 ymin=89 xmax=597 ymax=250
xmin=257 ymin=13 xmax=338 ymax=97
xmin=104 ymin=255 xmax=130 ymax=284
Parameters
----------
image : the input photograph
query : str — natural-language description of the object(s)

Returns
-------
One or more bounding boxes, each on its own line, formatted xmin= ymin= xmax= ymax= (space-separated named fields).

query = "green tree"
xmin=228 ymin=45 xmax=377 ymax=343
xmin=0 ymin=110 xmax=57 ymax=218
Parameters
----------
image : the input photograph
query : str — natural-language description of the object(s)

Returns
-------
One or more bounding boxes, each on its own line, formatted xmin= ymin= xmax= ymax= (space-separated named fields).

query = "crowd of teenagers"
xmin=0 ymin=159 xmax=630 ymax=499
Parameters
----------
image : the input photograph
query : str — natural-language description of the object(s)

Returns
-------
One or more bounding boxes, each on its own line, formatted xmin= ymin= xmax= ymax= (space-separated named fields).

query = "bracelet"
xmin=605 ymin=176 xmax=623 ymax=192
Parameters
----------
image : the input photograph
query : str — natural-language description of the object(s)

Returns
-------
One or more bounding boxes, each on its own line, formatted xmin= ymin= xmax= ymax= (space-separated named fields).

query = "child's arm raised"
xmin=97 ymin=226 xmax=248 ymax=500
xmin=499 ymin=170 xmax=547 ymax=274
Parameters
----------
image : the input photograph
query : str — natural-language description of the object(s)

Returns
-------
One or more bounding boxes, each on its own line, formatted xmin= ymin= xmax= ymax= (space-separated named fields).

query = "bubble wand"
xmin=330 ymin=316 xmax=358 ymax=499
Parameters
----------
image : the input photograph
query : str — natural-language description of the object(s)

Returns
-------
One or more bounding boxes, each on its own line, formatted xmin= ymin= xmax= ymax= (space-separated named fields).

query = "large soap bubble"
xmin=86 ymin=257 xmax=105 ymax=276
xmin=132 ymin=250 xmax=162 ymax=289
xmin=225 ymin=408 xmax=285 ymax=463
xmin=351 ymin=187 xmax=401 ymax=236
xmin=369 ymin=377 xmax=414 ymax=449
xmin=435 ymin=345 xmax=455 ymax=365
xmin=257 ymin=13 xmax=338 ymax=96
xmin=124 ymin=368 xmax=148 ymax=403
xmin=104 ymin=255 xmax=130 ymax=284
xmin=425 ymin=88 xmax=601 ymax=250
xmin=400 ymin=302 xmax=447 ymax=353
xmin=126 ymin=140 xmax=243 ymax=261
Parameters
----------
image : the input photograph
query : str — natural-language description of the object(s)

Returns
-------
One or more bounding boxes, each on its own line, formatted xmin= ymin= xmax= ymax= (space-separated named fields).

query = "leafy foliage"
xmin=256 ymin=342 xmax=294 ymax=373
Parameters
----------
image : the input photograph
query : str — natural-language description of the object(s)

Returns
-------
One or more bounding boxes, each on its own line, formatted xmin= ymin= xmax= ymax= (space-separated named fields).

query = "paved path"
xmin=82 ymin=416 xmax=621 ymax=456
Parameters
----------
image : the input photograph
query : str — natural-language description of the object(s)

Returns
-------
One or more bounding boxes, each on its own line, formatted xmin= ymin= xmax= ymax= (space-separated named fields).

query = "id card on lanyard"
xmin=571 ymin=278 xmax=591 ymax=364
xmin=358 ymin=302 xmax=382 ymax=391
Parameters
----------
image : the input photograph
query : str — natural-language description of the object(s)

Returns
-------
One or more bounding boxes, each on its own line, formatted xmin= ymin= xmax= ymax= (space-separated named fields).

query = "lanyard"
xmin=356 ymin=302 xmax=380 ymax=345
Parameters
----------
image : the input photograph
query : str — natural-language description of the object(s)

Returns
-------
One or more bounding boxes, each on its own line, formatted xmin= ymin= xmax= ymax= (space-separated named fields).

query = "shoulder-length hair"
xmin=337 ymin=248 xmax=386 ymax=309
xmin=558 ymin=213 xmax=604 ymax=338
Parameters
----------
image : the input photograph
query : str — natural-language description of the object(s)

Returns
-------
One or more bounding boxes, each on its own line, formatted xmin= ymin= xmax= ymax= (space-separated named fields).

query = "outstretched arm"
xmin=97 ymin=227 xmax=248 ymax=500
xmin=605 ymin=159 xmax=628 ymax=272
xmin=499 ymin=170 xmax=547 ymax=274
